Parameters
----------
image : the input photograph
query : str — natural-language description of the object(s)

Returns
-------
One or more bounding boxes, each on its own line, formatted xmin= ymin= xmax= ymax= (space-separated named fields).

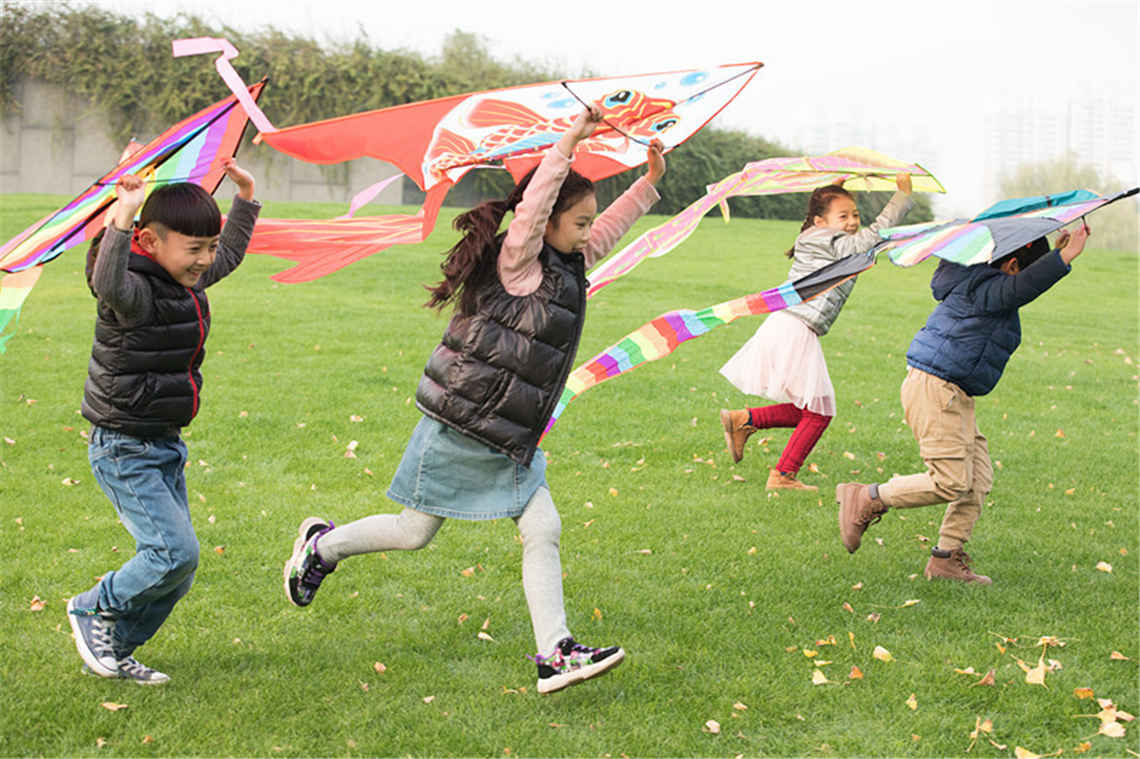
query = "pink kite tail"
xmin=172 ymin=37 xmax=276 ymax=134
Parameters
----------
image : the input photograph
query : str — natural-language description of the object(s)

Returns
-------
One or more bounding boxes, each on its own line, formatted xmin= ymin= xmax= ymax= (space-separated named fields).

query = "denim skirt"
xmin=387 ymin=415 xmax=548 ymax=520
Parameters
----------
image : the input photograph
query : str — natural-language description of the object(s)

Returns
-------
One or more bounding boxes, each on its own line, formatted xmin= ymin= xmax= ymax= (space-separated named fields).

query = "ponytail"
xmin=425 ymin=164 xmax=594 ymax=315
xmin=784 ymin=184 xmax=854 ymax=258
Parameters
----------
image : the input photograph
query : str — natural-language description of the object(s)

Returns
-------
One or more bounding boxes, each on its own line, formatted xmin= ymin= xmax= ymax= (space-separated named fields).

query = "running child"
xmin=283 ymin=107 xmax=664 ymax=694
xmin=836 ymin=227 xmax=1090 ymax=583
xmin=719 ymin=177 xmax=913 ymax=489
xmin=67 ymin=161 xmax=260 ymax=684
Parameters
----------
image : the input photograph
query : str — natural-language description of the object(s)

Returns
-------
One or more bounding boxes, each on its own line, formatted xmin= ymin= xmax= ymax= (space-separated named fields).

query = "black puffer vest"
xmin=82 ymin=250 xmax=210 ymax=439
xmin=416 ymin=242 xmax=587 ymax=466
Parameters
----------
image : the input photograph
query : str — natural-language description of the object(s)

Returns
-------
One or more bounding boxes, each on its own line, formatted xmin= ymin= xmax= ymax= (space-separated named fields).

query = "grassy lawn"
xmin=1 ymin=193 xmax=1137 ymax=757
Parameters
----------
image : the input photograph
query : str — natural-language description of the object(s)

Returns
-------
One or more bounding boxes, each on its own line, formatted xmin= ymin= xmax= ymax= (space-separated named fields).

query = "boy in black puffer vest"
xmin=67 ymin=161 xmax=259 ymax=684
xmin=835 ymin=224 xmax=1090 ymax=585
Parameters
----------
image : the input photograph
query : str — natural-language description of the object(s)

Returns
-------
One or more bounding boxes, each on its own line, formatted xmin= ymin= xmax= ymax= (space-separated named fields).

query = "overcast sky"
xmin=60 ymin=0 xmax=1140 ymax=214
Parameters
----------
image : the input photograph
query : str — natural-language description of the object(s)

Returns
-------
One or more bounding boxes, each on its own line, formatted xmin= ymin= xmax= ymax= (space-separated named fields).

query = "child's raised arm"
xmin=92 ymin=174 xmax=151 ymax=321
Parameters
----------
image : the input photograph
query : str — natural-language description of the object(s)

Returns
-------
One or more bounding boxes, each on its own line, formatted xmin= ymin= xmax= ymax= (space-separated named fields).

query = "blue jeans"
xmin=88 ymin=425 xmax=199 ymax=656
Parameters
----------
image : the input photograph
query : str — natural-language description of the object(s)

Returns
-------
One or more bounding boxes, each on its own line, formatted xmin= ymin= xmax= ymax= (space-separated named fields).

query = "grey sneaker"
xmin=67 ymin=588 xmax=118 ymax=678
xmin=533 ymin=637 xmax=625 ymax=694
xmin=83 ymin=656 xmax=171 ymax=685
xmin=283 ymin=517 xmax=336 ymax=607
xmin=117 ymin=656 xmax=171 ymax=684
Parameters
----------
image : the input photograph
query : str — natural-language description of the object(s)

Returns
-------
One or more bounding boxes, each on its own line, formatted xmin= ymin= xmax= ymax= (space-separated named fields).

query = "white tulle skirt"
xmin=719 ymin=311 xmax=837 ymax=417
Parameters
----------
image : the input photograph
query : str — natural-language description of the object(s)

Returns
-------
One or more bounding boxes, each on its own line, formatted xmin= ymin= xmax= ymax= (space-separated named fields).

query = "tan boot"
xmin=766 ymin=468 xmax=818 ymax=491
xmin=720 ymin=409 xmax=756 ymax=463
xmin=924 ymin=548 xmax=992 ymax=585
xmin=835 ymin=483 xmax=888 ymax=554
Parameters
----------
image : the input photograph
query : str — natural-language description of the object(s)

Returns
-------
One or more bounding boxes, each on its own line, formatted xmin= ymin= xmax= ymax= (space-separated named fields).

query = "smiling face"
xmin=543 ymin=191 xmax=598 ymax=254
xmin=139 ymin=225 xmax=219 ymax=287
xmin=813 ymin=195 xmax=861 ymax=235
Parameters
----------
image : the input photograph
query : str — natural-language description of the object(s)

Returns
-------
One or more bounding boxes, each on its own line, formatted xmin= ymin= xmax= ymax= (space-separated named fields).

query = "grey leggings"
xmin=317 ymin=486 xmax=570 ymax=655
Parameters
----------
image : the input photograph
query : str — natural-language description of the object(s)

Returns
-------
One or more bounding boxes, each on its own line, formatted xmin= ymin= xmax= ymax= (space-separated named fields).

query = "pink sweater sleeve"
xmin=581 ymin=176 xmax=659 ymax=270
xmin=498 ymin=147 xmax=661 ymax=295
xmin=499 ymin=147 xmax=572 ymax=295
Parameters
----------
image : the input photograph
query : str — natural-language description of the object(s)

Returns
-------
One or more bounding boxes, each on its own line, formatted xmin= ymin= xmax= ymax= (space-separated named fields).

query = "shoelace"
xmin=119 ymin=657 xmax=153 ymax=678
xmin=89 ymin=616 xmax=115 ymax=656
xmin=300 ymin=523 xmax=336 ymax=586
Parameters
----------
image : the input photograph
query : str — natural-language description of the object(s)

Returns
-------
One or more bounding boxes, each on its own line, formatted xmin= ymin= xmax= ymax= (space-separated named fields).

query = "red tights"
xmin=748 ymin=403 xmax=832 ymax=475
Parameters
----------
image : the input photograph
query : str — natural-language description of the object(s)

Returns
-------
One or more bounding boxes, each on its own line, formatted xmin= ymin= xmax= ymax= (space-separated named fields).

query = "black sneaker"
xmin=533 ymin=637 xmax=625 ymax=694
xmin=283 ymin=517 xmax=336 ymax=607
xmin=67 ymin=588 xmax=118 ymax=678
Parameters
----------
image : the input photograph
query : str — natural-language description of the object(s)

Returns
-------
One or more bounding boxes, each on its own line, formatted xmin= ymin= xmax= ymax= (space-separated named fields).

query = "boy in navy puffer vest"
xmin=67 ymin=161 xmax=259 ymax=684
xmin=835 ymin=224 xmax=1090 ymax=584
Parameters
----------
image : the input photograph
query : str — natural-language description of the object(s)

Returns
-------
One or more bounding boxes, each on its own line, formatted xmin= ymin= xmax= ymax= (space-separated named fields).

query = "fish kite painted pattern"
xmin=541 ymin=252 xmax=875 ymax=440
xmin=175 ymin=37 xmax=763 ymax=281
xmin=587 ymin=147 xmax=944 ymax=297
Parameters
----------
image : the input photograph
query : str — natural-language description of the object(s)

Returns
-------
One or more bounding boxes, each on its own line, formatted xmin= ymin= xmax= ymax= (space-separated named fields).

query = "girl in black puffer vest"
xmin=283 ymin=107 xmax=665 ymax=694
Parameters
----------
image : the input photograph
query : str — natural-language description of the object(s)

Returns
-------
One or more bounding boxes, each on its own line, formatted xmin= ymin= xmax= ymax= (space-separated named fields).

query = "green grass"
xmin=1 ymin=194 xmax=1137 ymax=757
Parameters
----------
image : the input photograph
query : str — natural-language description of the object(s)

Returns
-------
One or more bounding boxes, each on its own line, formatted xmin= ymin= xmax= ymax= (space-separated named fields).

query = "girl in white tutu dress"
xmin=719 ymin=176 xmax=913 ymax=490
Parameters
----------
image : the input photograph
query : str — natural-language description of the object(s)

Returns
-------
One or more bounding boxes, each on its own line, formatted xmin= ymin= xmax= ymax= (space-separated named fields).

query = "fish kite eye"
xmin=652 ymin=118 xmax=679 ymax=132
xmin=603 ymin=90 xmax=633 ymax=107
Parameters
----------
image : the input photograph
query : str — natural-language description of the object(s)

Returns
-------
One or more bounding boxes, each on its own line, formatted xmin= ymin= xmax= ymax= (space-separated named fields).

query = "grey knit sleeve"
xmin=90 ymin=225 xmax=152 ymax=323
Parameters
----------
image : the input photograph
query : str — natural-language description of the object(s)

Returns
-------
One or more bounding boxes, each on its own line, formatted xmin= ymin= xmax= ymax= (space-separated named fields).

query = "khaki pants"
xmin=877 ymin=367 xmax=993 ymax=550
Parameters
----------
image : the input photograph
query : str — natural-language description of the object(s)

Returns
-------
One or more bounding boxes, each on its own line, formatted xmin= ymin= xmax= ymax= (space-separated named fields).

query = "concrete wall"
xmin=0 ymin=78 xmax=406 ymax=206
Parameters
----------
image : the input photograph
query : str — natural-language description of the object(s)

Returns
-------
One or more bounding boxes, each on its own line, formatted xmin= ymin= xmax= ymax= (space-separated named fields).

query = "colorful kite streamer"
xmin=587 ymin=147 xmax=944 ymax=297
xmin=880 ymin=187 xmax=1139 ymax=267
xmin=0 ymin=81 xmax=264 ymax=352
xmin=542 ymin=252 xmax=875 ymax=439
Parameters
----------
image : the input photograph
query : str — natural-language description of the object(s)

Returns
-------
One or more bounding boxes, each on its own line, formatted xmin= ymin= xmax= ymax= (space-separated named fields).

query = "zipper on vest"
xmin=187 ymin=288 xmax=205 ymax=418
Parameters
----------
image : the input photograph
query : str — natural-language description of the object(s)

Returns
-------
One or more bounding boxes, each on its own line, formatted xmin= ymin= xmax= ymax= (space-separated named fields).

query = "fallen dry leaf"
xmin=373 ymin=662 xmax=386 ymax=674
xmin=971 ymin=669 xmax=996 ymax=687
xmin=811 ymin=669 xmax=829 ymax=685
xmin=1017 ymin=655 xmax=1049 ymax=687
xmin=901 ymin=599 xmax=921 ymax=608
xmin=848 ymin=665 xmax=863 ymax=680
xmin=1110 ymin=651 xmax=1130 ymax=660
xmin=1074 ymin=687 xmax=1095 ymax=699
xmin=592 ymin=607 xmax=603 ymax=621
xmin=733 ymin=701 xmax=748 ymax=711
xmin=141 ymin=735 xmax=154 ymax=744
xmin=423 ymin=695 xmax=435 ymax=704
xmin=460 ymin=567 xmax=475 ymax=577
xmin=955 ymin=666 xmax=977 ymax=675
xmin=477 ymin=631 xmax=495 ymax=642
xmin=906 ymin=693 xmax=918 ymax=710
xmin=1099 ymin=721 xmax=1126 ymax=738
xmin=872 ymin=645 xmax=893 ymax=662
xmin=96 ymin=738 xmax=107 ymax=748
xmin=1072 ymin=741 xmax=1092 ymax=753
xmin=100 ymin=702 xmax=128 ymax=711
xmin=704 ymin=719 xmax=721 ymax=734
xmin=29 ymin=596 xmax=45 ymax=612
xmin=1096 ymin=561 xmax=1113 ymax=573
xmin=842 ymin=602 xmax=855 ymax=613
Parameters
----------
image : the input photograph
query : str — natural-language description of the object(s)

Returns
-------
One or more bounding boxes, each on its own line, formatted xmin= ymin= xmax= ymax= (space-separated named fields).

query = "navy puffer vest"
xmin=82 ymin=251 xmax=210 ymax=438
xmin=416 ymin=242 xmax=587 ymax=466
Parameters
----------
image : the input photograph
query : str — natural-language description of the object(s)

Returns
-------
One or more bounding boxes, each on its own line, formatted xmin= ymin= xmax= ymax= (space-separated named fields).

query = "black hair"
xmin=786 ymin=185 xmax=855 ymax=258
xmin=425 ymin=166 xmax=595 ymax=315
xmin=138 ymin=182 xmax=222 ymax=238
xmin=991 ymin=236 xmax=1049 ymax=271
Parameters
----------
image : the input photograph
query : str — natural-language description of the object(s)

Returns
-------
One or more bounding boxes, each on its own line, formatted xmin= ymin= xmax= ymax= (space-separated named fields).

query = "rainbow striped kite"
xmin=542 ymin=252 xmax=875 ymax=439
xmin=880 ymin=187 xmax=1138 ymax=267
xmin=586 ymin=147 xmax=944 ymax=297
xmin=0 ymin=80 xmax=265 ymax=352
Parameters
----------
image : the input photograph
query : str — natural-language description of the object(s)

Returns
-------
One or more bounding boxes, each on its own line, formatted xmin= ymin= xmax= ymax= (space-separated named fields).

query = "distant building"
xmin=982 ymin=90 xmax=1137 ymax=200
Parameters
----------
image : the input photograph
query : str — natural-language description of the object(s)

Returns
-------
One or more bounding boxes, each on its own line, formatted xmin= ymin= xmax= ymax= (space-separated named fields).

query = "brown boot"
xmin=720 ymin=409 xmax=756 ymax=463
xmin=766 ymin=468 xmax=818 ymax=491
xmin=835 ymin=483 xmax=888 ymax=553
xmin=924 ymin=547 xmax=992 ymax=585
